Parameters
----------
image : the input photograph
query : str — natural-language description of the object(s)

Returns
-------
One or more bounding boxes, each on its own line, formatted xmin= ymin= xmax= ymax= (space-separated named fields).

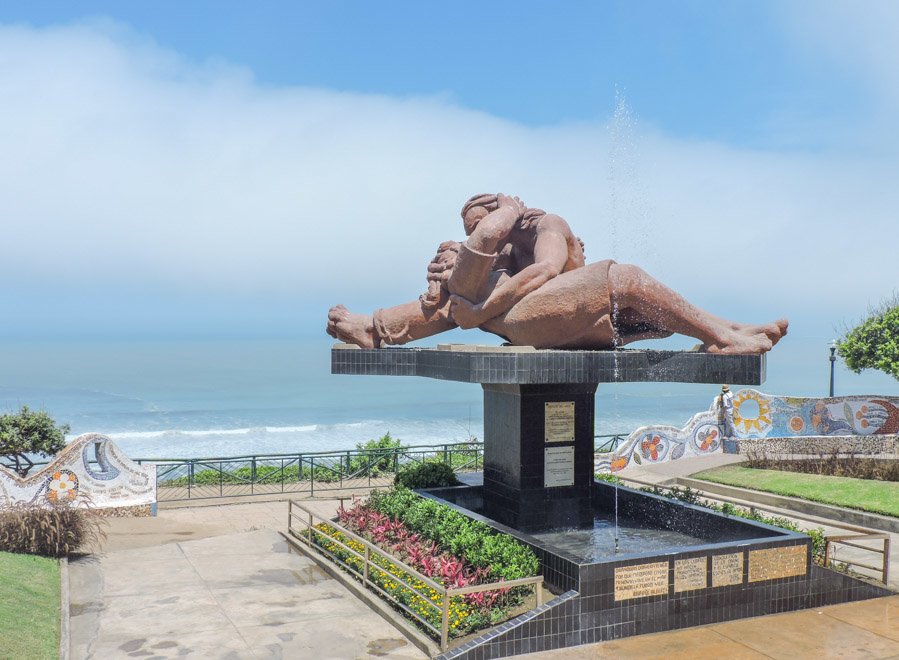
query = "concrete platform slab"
xmin=69 ymin=527 xmax=426 ymax=659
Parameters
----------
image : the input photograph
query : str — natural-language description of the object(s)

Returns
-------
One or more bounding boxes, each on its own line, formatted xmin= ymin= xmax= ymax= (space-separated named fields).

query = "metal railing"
xmin=594 ymin=433 xmax=626 ymax=453
xmin=149 ymin=442 xmax=484 ymax=501
xmin=824 ymin=532 xmax=891 ymax=585
xmin=287 ymin=500 xmax=543 ymax=651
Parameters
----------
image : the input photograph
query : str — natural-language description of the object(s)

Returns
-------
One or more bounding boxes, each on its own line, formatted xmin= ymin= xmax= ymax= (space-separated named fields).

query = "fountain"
xmin=325 ymin=187 xmax=890 ymax=657
xmin=332 ymin=344 xmax=892 ymax=658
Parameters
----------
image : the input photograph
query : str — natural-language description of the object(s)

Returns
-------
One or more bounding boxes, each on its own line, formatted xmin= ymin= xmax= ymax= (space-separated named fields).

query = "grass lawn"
xmin=691 ymin=465 xmax=899 ymax=518
xmin=0 ymin=551 xmax=60 ymax=660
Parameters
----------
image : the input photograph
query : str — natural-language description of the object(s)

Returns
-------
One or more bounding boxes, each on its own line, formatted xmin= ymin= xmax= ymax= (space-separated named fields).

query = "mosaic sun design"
xmin=733 ymin=390 xmax=772 ymax=435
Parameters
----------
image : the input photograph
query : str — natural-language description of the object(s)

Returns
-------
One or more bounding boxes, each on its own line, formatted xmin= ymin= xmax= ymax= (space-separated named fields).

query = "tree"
xmin=837 ymin=295 xmax=899 ymax=381
xmin=0 ymin=406 xmax=70 ymax=477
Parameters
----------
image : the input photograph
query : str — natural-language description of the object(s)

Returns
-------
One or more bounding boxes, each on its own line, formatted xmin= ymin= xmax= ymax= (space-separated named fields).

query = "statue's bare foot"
xmin=730 ymin=319 xmax=789 ymax=347
xmin=327 ymin=305 xmax=378 ymax=348
xmin=703 ymin=329 xmax=773 ymax=355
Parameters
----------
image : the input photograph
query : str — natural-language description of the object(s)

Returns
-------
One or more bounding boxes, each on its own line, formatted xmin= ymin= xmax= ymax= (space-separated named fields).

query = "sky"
xmin=0 ymin=1 xmax=897 ymax=346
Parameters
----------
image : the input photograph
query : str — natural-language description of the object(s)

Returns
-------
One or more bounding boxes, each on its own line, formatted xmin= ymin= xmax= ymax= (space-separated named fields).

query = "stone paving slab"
xmin=69 ymin=528 xmax=426 ymax=659
xmin=538 ymin=596 xmax=899 ymax=659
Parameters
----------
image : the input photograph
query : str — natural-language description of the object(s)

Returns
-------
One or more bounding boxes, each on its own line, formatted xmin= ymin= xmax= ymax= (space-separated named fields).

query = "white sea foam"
xmin=100 ymin=425 xmax=320 ymax=439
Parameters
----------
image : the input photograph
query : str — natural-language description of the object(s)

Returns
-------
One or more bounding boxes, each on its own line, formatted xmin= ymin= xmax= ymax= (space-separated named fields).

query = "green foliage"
xmin=160 ymin=462 xmax=343 ymax=487
xmin=309 ymin=523 xmax=477 ymax=638
xmin=640 ymin=485 xmax=827 ymax=563
xmin=395 ymin=461 xmax=460 ymax=489
xmin=639 ymin=485 xmax=704 ymax=505
xmin=0 ymin=502 xmax=106 ymax=558
xmin=350 ymin=432 xmax=405 ymax=476
xmin=0 ymin=551 xmax=60 ymax=660
xmin=0 ymin=406 xmax=69 ymax=477
xmin=594 ymin=473 xmax=622 ymax=485
xmin=367 ymin=487 xmax=540 ymax=580
xmin=745 ymin=454 xmax=898 ymax=482
xmin=838 ymin=295 xmax=899 ymax=380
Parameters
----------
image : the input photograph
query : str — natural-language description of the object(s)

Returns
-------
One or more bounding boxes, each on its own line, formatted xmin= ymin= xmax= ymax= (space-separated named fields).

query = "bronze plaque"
xmin=674 ymin=556 xmax=707 ymax=593
xmin=712 ymin=553 xmax=744 ymax=587
xmin=545 ymin=401 xmax=575 ymax=442
xmin=748 ymin=545 xmax=807 ymax=582
xmin=614 ymin=561 xmax=669 ymax=601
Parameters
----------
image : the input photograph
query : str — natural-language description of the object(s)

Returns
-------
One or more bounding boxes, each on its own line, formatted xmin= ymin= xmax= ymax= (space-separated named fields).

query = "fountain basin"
xmin=424 ymin=478 xmax=893 ymax=659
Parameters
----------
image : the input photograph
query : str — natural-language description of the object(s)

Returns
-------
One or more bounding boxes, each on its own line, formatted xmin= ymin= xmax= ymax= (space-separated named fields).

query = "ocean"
xmin=1 ymin=336 xmax=897 ymax=460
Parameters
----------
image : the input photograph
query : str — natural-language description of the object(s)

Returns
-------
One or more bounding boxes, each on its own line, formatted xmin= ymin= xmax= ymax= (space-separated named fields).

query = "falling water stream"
xmin=606 ymin=88 xmax=646 ymax=555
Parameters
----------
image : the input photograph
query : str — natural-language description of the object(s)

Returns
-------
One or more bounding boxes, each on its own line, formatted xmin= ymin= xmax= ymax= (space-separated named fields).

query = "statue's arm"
xmin=450 ymin=228 xmax=569 ymax=329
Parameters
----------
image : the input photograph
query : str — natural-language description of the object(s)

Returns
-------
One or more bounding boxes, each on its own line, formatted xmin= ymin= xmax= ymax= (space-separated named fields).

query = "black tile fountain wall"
xmin=427 ymin=481 xmax=894 ymax=660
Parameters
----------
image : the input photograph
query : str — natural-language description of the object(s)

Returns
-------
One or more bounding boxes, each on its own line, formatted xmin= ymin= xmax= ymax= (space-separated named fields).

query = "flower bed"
xmin=366 ymin=487 xmax=540 ymax=580
xmin=307 ymin=491 xmax=540 ymax=639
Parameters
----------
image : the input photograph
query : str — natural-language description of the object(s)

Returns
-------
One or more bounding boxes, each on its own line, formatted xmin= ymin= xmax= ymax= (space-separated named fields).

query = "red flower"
xmin=641 ymin=435 xmax=663 ymax=461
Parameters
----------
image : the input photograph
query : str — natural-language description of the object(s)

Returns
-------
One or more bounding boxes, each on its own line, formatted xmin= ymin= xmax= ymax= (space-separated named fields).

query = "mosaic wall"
xmin=0 ymin=433 xmax=156 ymax=514
xmin=596 ymin=390 xmax=899 ymax=473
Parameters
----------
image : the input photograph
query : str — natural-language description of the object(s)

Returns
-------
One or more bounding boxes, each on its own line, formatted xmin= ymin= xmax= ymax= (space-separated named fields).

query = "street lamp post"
xmin=829 ymin=339 xmax=837 ymax=397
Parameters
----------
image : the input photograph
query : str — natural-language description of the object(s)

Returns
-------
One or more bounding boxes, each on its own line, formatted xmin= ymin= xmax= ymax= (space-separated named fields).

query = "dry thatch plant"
xmin=0 ymin=500 xmax=106 ymax=557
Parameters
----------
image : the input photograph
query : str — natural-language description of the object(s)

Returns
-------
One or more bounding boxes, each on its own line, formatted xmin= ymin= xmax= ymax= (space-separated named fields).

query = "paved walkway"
xmin=70 ymin=500 xmax=426 ymax=659
xmin=543 ymin=596 xmax=899 ymax=659
xmin=68 ymin=492 xmax=898 ymax=659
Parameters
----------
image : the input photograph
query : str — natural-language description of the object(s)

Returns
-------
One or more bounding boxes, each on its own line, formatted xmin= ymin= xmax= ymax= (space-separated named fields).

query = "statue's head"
xmin=460 ymin=193 xmax=498 ymax=236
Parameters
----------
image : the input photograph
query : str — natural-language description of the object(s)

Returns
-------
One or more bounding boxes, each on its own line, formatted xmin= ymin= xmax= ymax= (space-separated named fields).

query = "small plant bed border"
xmin=744 ymin=455 xmax=898 ymax=482
xmin=690 ymin=465 xmax=899 ymax=518
xmin=288 ymin=495 xmax=543 ymax=651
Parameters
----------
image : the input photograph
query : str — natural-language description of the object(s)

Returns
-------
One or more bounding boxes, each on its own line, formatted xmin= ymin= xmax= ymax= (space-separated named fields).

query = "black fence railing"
xmin=148 ymin=442 xmax=484 ymax=501
xmin=594 ymin=433 xmax=626 ymax=453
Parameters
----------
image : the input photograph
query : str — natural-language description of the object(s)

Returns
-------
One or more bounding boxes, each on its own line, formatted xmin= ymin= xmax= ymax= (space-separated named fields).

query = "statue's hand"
xmin=449 ymin=294 xmax=483 ymax=330
xmin=426 ymin=245 xmax=459 ymax=283
xmin=496 ymin=193 xmax=525 ymax=219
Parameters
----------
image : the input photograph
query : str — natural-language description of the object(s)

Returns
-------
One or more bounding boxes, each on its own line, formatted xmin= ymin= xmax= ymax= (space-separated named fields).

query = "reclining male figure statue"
xmin=327 ymin=193 xmax=787 ymax=354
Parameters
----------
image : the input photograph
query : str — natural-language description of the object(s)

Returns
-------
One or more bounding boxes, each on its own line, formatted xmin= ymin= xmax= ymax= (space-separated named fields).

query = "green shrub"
xmin=367 ymin=487 xmax=539 ymax=580
xmin=349 ymin=432 xmax=405 ymax=476
xmin=594 ymin=473 xmax=622 ymax=485
xmin=0 ymin=503 xmax=106 ymax=557
xmin=395 ymin=461 xmax=460 ymax=489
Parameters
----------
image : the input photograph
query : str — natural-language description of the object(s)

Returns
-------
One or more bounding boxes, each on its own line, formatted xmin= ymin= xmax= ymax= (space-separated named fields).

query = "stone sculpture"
xmin=327 ymin=194 xmax=787 ymax=353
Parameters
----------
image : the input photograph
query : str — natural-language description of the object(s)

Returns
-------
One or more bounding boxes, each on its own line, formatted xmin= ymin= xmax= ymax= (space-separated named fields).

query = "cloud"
xmin=0 ymin=19 xmax=896 ymax=339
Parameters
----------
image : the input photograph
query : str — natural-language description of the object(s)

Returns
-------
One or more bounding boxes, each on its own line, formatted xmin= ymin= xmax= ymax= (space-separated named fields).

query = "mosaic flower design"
xmin=640 ymin=434 xmax=667 ymax=462
xmin=691 ymin=424 xmax=720 ymax=453
xmin=46 ymin=469 xmax=78 ymax=504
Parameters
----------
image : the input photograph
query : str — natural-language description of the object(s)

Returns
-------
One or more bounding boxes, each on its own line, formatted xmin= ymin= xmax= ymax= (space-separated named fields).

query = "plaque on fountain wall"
xmin=544 ymin=446 xmax=575 ymax=487
xmin=545 ymin=401 xmax=575 ymax=442
xmin=674 ymin=556 xmax=708 ymax=592
xmin=614 ymin=561 xmax=669 ymax=600
xmin=748 ymin=545 xmax=807 ymax=582
xmin=712 ymin=552 xmax=744 ymax=587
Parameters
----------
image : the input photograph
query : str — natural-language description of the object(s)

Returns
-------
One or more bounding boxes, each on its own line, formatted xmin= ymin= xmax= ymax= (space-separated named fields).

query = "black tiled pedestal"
xmin=483 ymin=383 xmax=596 ymax=530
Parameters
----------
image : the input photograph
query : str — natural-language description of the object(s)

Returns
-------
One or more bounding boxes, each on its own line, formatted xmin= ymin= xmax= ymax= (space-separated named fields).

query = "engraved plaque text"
xmin=712 ymin=553 xmax=744 ymax=587
xmin=748 ymin=545 xmax=807 ymax=582
xmin=544 ymin=446 xmax=575 ymax=487
xmin=674 ymin=556 xmax=707 ymax=592
xmin=614 ymin=561 xmax=668 ymax=601
xmin=545 ymin=401 xmax=575 ymax=442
